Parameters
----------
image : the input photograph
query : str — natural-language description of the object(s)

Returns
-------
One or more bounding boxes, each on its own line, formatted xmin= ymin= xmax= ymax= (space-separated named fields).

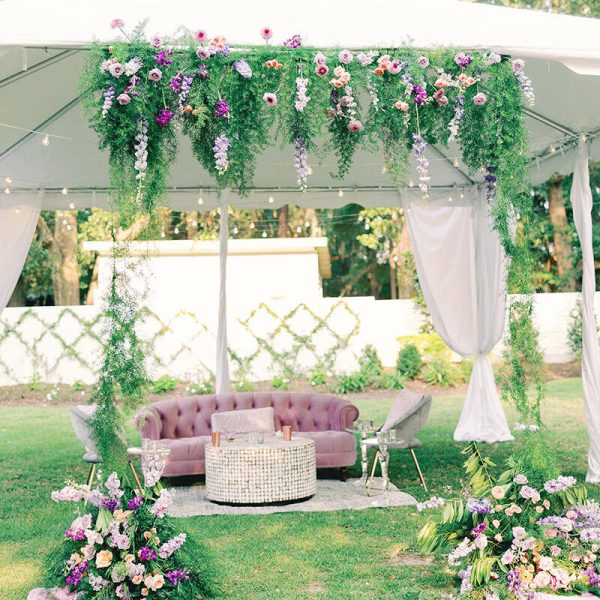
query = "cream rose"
xmin=96 ymin=549 xmax=113 ymax=568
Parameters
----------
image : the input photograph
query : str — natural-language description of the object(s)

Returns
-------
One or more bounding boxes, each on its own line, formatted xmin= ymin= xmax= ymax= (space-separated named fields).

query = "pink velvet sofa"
xmin=138 ymin=392 xmax=360 ymax=479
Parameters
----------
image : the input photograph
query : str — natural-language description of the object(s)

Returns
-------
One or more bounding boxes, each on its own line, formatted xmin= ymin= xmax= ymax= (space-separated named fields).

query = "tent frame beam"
xmin=0 ymin=49 xmax=79 ymax=89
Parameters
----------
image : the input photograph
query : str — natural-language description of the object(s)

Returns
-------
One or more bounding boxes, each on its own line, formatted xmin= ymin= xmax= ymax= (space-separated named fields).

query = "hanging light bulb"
xmin=197 ymin=196 xmax=204 ymax=205
xmin=174 ymin=227 xmax=179 ymax=235
xmin=250 ymin=222 xmax=256 ymax=229
xmin=296 ymin=225 xmax=302 ymax=233
xmin=233 ymin=226 xmax=239 ymax=235
xmin=307 ymin=166 xmax=313 ymax=175
xmin=408 ymin=180 xmax=414 ymax=188
xmin=581 ymin=133 xmax=589 ymax=142
xmin=42 ymin=134 xmax=50 ymax=147
xmin=337 ymin=189 xmax=344 ymax=198
xmin=268 ymin=196 xmax=274 ymax=203
xmin=381 ymin=165 xmax=387 ymax=174
xmin=61 ymin=187 xmax=68 ymax=195
xmin=4 ymin=187 xmax=10 ymax=194
xmin=160 ymin=230 xmax=166 ymax=238
xmin=549 ymin=145 xmax=557 ymax=154
xmin=69 ymin=202 xmax=75 ymax=210
xmin=15 ymin=208 xmax=20 ymax=214
xmin=453 ymin=159 xmax=460 ymax=168
xmin=448 ymin=196 xmax=453 ymax=202
xmin=304 ymin=221 xmax=310 ymax=228
xmin=262 ymin=230 xmax=267 ymax=238
xmin=4 ymin=176 xmax=12 ymax=184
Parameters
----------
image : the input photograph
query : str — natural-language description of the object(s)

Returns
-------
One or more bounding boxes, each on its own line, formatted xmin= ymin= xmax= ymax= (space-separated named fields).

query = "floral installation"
xmin=418 ymin=444 xmax=600 ymax=599
xmin=83 ymin=21 xmax=544 ymax=429
xmin=40 ymin=463 xmax=212 ymax=599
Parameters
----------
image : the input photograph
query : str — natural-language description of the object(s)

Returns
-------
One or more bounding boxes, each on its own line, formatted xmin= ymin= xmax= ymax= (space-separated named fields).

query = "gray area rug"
xmin=168 ymin=478 xmax=417 ymax=517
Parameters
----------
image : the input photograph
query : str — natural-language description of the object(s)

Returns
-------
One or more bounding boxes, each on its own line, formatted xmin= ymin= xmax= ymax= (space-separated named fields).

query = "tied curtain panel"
xmin=216 ymin=199 xmax=231 ymax=394
xmin=404 ymin=194 xmax=514 ymax=443
xmin=570 ymin=142 xmax=600 ymax=483
xmin=0 ymin=195 xmax=41 ymax=315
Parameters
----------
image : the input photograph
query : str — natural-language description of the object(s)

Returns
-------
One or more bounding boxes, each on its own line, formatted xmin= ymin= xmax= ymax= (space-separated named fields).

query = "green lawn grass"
xmin=0 ymin=378 xmax=592 ymax=599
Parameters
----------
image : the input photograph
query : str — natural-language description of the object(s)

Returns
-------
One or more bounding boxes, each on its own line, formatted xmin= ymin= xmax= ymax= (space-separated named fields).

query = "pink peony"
xmin=315 ymin=64 xmax=329 ymax=77
xmin=150 ymin=36 xmax=163 ymax=50
xmin=117 ymin=93 xmax=131 ymax=105
xmin=110 ymin=19 xmax=125 ymax=29
xmin=387 ymin=60 xmax=402 ymax=75
xmin=148 ymin=68 xmax=162 ymax=81
xmin=108 ymin=63 xmax=124 ymax=78
xmin=263 ymin=92 xmax=277 ymax=106
xmin=260 ymin=27 xmax=273 ymax=40
xmin=417 ymin=56 xmax=429 ymax=68
xmin=338 ymin=49 xmax=353 ymax=64
xmin=347 ymin=120 xmax=363 ymax=132
xmin=195 ymin=30 xmax=207 ymax=42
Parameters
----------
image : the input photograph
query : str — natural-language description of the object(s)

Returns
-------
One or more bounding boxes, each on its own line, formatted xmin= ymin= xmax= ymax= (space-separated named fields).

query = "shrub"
xmin=185 ymin=380 xmax=214 ymax=395
xmin=333 ymin=371 xmax=371 ymax=394
xmin=396 ymin=332 xmax=452 ymax=362
xmin=152 ymin=374 xmax=178 ymax=394
xmin=309 ymin=364 xmax=327 ymax=387
xmin=358 ymin=344 xmax=383 ymax=379
xmin=455 ymin=359 xmax=473 ymax=384
xmin=235 ymin=378 xmax=254 ymax=392
xmin=373 ymin=371 xmax=406 ymax=390
xmin=271 ymin=375 xmax=289 ymax=390
xmin=422 ymin=359 xmax=458 ymax=389
xmin=72 ymin=379 xmax=86 ymax=391
xmin=396 ymin=343 xmax=423 ymax=379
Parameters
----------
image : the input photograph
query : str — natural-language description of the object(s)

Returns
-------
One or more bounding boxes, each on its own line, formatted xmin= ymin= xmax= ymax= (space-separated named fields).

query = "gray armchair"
xmin=362 ymin=390 xmax=431 ymax=491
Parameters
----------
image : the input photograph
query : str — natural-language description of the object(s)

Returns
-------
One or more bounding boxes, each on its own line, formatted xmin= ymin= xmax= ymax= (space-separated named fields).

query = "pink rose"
xmin=550 ymin=545 xmax=561 ymax=556
xmin=117 ymin=93 xmax=131 ymax=105
xmin=387 ymin=60 xmax=402 ymax=75
xmin=491 ymin=486 xmax=505 ymax=500
xmin=378 ymin=54 xmax=390 ymax=66
xmin=260 ymin=27 xmax=273 ymax=40
xmin=315 ymin=64 xmax=329 ymax=77
xmin=357 ymin=52 xmax=373 ymax=66
xmin=263 ymin=92 xmax=277 ymax=106
xmin=196 ymin=46 xmax=212 ymax=60
xmin=314 ymin=52 xmax=327 ymax=66
xmin=333 ymin=65 xmax=345 ymax=78
xmin=512 ymin=58 xmax=525 ymax=72
xmin=394 ymin=100 xmax=409 ymax=111
xmin=148 ymin=68 xmax=162 ymax=81
xmin=417 ymin=56 xmax=429 ymax=68
xmin=150 ymin=36 xmax=163 ymax=50
xmin=436 ymin=95 xmax=449 ymax=106
xmin=473 ymin=92 xmax=487 ymax=106
xmin=108 ymin=63 xmax=124 ymax=78
xmin=195 ymin=30 xmax=207 ymax=42
xmin=110 ymin=19 xmax=125 ymax=29
xmin=338 ymin=49 xmax=353 ymax=64
xmin=347 ymin=120 xmax=363 ymax=132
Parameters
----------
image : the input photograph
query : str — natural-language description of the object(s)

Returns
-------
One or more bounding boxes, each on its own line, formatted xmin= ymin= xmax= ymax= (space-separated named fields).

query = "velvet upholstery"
xmin=138 ymin=392 xmax=359 ymax=477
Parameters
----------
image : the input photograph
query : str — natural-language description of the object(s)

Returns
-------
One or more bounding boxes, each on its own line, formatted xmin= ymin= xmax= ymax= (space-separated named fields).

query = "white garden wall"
xmin=0 ymin=292 xmax=589 ymax=386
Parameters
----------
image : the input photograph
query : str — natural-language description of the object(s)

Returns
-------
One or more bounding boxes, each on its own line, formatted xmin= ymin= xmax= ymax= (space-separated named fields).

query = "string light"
xmin=42 ymin=134 xmax=50 ymax=147
xmin=337 ymin=189 xmax=344 ymax=198
xmin=68 ymin=202 xmax=75 ymax=210
xmin=233 ymin=226 xmax=239 ymax=235
xmin=268 ymin=196 xmax=274 ymax=203
xmin=160 ymin=230 xmax=166 ymax=238
xmin=15 ymin=208 xmax=20 ymax=214
xmin=61 ymin=187 xmax=68 ymax=195
xmin=408 ymin=180 xmax=414 ymax=187
xmin=453 ymin=159 xmax=460 ymax=168
xmin=4 ymin=187 xmax=10 ymax=194
xmin=581 ymin=133 xmax=588 ymax=142
xmin=307 ymin=166 xmax=313 ymax=175
xmin=296 ymin=225 xmax=302 ymax=233
xmin=174 ymin=227 xmax=179 ymax=235
xmin=249 ymin=222 xmax=255 ymax=229
xmin=197 ymin=196 xmax=204 ymax=205
xmin=4 ymin=176 xmax=12 ymax=184
xmin=304 ymin=221 xmax=310 ymax=228
xmin=549 ymin=145 xmax=557 ymax=154
xmin=261 ymin=231 xmax=267 ymax=238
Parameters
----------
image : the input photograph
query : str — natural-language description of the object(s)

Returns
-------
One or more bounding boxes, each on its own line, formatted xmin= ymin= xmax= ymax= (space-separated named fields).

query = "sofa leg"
xmin=340 ymin=467 xmax=348 ymax=482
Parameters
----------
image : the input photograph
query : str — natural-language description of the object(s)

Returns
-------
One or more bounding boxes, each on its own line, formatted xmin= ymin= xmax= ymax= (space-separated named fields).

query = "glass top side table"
xmin=345 ymin=420 xmax=375 ymax=483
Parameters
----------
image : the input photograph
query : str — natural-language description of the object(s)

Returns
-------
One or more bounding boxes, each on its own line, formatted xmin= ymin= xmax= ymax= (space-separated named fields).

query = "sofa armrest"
xmin=328 ymin=398 xmax=359 ymax=431
xmin=135 ymin=408 xmax=162 ymax=440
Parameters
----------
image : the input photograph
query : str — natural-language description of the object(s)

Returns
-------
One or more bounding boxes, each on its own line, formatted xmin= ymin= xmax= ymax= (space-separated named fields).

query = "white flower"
xmin=512 ymin=526 xmax=526 ymax=540
xmin=533 ymin=571 xmax=551 ymax=588
xmin=474 ymin=534 xmax=488 ymax=550
xmin=501 ymin=549 xmax=515 ymax=565
xmin=538 ymin=556 xmax=554 ymax=571
xmin=89 ymin=574 xmax=109 ymax=591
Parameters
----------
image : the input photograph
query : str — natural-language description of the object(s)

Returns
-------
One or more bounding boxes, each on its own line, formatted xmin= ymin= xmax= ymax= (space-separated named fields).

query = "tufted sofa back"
xmin=140 ymin=392 xmax=359 ymax=440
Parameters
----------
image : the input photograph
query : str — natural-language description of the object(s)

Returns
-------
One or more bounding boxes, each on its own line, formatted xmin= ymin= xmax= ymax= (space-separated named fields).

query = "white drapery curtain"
xmin=216 ymin=199 xmax=231 ymax=394
xmin=570 ymin=141 xmax=600 ymax=483
xmin=404 ymin=193 xmax=513 ymax=443
xmin=0 ymin=194 xmax=41 ymax=315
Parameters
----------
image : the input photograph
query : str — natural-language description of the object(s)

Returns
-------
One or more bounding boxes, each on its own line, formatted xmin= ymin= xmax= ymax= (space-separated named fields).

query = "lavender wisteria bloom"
xmin=142 ymin=440 xmax=170 ymax=487
xmin=294 ymin=77 xmax=310 ymax=112
xmin=213 ymin=134 xmax=231 ymax=175
xmin=484 ymin=167 xmax=497 ymax=201
xmin=215 ymin=98 xmax=231 ymax=118
xmin=101 ymin=86 xmax=115 ymax=118
xmin=159 ymin=533 xmax=186 ymax=558
xmin=412 ymin=134 xmax=430 ymax=197
xmin=134 ymin=119 xmax=148 ymax=184
xmin=233 ymin=60 xmax=252 ymax=78
xmin=166 ymin=568 xmax=190 ymax=586
xmin=512 ymin=60 xmax=535 ymax=107
xmin=293 ymin=138 xmax=308 ymax=191
xmin=448 ymin=94 xmax=465 ymax=142
xmin=156 ymin=109 xmax=174 ymax=126
xmin=466 ymin=496 xmax=492 ymax=514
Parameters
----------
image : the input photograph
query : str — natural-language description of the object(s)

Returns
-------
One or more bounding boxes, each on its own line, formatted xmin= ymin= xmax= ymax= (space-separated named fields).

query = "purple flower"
xmin=101 ymin=86 xmax=115 ymax=118
xmin=139 ymin=546 xmax=157 ymax=561
xmin=108 ymin=63 xmax=124 ymax=78
xmin=411 ymin=84 xmax=427 ymax=105
xmin=154 ymin=50 xmax=172 ymax=66
xmin=127 ymin=496 xmax=144 ymax=510
xmin=215 ymin=98 xmax=231 ymax=118
xmin=507 ymin=568 xmax=521 ymax=594
xmin=338 ymin=49 xmax=353 ymax=64
xmin=197 ymin=64 xmax=210 ymax=80
xmin=65 ymin=561 xmax=89 ymax=587
xmin=169 ymin=74 xmax=183 ymax=92
xmin=117 ymin=93 xmax=131 ymax=105
xmin=471 ymin=522 xmax=487 ymax=536
xmin=156 ymin=109 xmax=174 ymax=126
xmin=196 ymin=46 xmax=213 ymax=60
xmin=454 ymin=52 xmax=472 ymax=68
xmin=166 ymin=568 xmax=190 ymax=586
xmin=283 ymin=34 xmax=302 ymax=48
xmin=466 ymin=497 xmax=492 ymax=514
xmin=148 ymin=68 xmax=163 ymax=82
xmin=65 ymin=528 xmax=86 ymax=541
xmin=102 ymin=498 xmax=119 ymax=511
xmin=150 ymin=36 xmax=163 ymax=50
xmin=473 ymin=92 xmax=487 ymax=106
xmin=544 ymin=476 xmax=577 ymax=494
xmin=213 ymin=134 xmax=231 ymax=174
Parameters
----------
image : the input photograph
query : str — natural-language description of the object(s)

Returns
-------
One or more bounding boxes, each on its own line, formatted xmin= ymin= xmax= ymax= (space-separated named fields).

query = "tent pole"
xmin=215 ymin=198 xmax=231 ymax=394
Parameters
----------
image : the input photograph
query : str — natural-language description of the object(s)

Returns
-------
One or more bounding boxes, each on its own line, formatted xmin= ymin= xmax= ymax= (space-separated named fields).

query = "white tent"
xmin=2 ymin=0 xmax=600 ymax=477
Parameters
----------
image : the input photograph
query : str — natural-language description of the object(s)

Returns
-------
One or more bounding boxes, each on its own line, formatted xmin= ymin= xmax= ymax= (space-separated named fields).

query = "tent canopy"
xmin=1 ymin=0 xmax=600 ymax=211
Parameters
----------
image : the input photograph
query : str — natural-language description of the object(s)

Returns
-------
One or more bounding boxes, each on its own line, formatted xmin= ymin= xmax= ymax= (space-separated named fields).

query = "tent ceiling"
xmin=1 ymin=0 xmax=599 ymax=210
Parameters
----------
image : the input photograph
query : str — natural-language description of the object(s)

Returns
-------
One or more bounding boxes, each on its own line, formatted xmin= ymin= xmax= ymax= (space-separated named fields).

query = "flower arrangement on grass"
xmin=418 ymin=444 xmax=600 ymax=599
xmin=36 ymin=468 xmax=212 ymax=598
